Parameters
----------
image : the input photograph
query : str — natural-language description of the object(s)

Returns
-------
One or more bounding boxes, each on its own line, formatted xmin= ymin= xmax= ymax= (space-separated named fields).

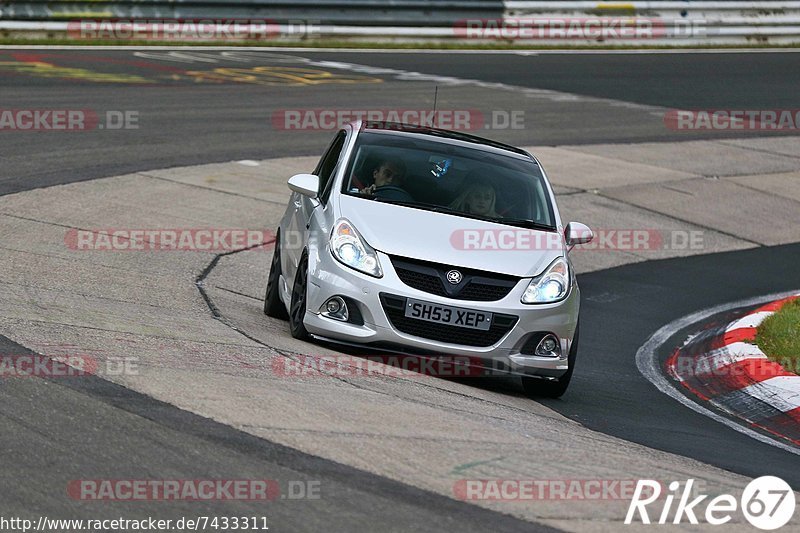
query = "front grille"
xmin=459 ymin=282 xmax=514 ymax=301
xmin=379 ymin=293 xmax=517 ymax=347
xmin=391 ymin=255 xmax=518 ymax=302
xmin=394 ymin=268 xmax=446 ymax=297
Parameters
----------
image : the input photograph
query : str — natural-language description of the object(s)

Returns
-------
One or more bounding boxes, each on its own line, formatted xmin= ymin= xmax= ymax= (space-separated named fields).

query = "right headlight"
xmin=330 ymin=219 xmax=383 ymax=278
xmin=521 ymin=257 xmax=570 ymax=304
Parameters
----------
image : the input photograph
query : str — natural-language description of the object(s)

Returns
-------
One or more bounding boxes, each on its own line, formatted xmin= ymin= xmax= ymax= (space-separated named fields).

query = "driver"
xmin=359 ymin=158 xmax=414 ymax=201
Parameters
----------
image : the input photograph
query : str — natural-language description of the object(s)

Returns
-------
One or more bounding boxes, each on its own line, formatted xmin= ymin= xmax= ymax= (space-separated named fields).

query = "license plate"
xmin=404 ymin=298 xmax=492 ymax=331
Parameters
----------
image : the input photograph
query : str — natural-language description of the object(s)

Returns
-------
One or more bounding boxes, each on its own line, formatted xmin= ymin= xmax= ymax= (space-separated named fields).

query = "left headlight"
xmin=330 ymin=219 xmax=383 ymax=278
xmin=521 ymin=257 xmax=570 ymax=304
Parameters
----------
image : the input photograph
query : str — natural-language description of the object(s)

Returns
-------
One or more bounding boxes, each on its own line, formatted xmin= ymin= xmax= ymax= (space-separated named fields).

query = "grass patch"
xmin=756 ymin=299 xmax=800 ymax=373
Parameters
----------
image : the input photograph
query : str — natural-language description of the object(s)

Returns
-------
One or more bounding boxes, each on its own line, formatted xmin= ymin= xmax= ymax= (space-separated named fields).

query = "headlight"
xmin=521 ymin=257 xmax=570 ymax=304
xmin=330 ymin=219 xmax=382 ymax=278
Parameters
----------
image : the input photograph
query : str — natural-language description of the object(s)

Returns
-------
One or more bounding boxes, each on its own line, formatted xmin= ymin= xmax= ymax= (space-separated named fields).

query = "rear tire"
xmin=521 ymin=324 xmax=579 ymax=399
xmin=264 ymin=231 xmax=289 ymax=319
xmin=289 ymin=253 xmax=310 ymax=340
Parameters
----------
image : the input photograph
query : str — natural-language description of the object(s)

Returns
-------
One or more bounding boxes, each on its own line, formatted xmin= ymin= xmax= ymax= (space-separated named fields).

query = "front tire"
xmin=264 ymin=231 xmax=289 ymax=320
xmin=521 ymin=324 xmax=579 ymax=399
xmin=289 ymin=252 xmax=310 ymax=340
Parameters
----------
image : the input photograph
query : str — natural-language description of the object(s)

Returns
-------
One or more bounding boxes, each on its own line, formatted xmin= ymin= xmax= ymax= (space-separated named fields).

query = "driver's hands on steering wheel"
xmin=359 ymin=184 xmax=378 ymax=196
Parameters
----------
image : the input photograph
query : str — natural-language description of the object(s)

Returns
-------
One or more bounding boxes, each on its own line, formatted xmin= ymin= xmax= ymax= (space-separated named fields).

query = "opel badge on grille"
xmin=446 ymin=270 xmax=462 ymax=285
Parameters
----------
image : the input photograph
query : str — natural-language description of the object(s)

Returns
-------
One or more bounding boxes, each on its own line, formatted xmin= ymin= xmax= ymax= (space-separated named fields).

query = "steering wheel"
xmin=373 ymin=186 xmax=415 ymax=203
xmin=374 ymin=185 xmax=409 ymax=198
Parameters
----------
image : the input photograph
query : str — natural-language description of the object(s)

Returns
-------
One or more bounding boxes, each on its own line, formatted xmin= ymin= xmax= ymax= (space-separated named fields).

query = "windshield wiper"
xmin=376 ymin=199 xmax=465 ymax=216
xmin=497 ymin=218 xmax=556 ymax=232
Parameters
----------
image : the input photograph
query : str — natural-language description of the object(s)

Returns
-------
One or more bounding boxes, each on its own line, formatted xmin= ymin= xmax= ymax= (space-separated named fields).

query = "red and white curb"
xmin=666 ymin=294 xmax=800 ymax=446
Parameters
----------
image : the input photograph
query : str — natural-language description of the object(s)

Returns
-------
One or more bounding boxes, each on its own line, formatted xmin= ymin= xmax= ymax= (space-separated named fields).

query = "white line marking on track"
xmin=125 ymin=49 xmax=664 ymax=109
xmin=635 ymin=290 xmax=800 ymax=456
xmin=301 ymin=58 xmax=660 ymax=109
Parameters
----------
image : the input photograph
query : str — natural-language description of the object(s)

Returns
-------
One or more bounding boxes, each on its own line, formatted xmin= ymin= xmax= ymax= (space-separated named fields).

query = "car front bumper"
xmin=302 ymin=248 xmax=580 ymax=378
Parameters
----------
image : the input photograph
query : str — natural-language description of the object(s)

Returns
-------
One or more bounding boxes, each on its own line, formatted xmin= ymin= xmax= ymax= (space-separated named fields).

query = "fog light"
xmin=321 ymin=296 xmax=348 ymax=321
xmin=535 ymin=334 xmax=561 ymax=357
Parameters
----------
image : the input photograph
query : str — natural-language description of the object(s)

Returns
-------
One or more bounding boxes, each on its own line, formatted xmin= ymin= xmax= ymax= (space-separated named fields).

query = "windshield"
xmin=341 ymin=131 xmax=556 ymax=230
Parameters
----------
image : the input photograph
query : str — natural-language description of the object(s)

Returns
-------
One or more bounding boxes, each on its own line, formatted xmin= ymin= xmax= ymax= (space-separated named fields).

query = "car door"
xmin=283 ymin=129 xmax=348 ymax=284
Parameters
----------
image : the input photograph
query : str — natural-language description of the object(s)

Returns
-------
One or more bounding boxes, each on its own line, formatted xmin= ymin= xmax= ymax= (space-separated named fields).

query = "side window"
xmin=314 ymin=130 xmax=347 ymax=203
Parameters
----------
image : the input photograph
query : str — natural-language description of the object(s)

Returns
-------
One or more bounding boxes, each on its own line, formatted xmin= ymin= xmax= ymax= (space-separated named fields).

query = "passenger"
xmin=449 ymin=181 xmax=501 ymax=218
xmin=359 ymin=157 xmax=413 ymax=202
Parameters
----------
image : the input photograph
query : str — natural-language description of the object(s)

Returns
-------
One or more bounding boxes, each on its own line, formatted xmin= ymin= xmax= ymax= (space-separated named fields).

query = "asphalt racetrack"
xmin=2 ymin=47 xmax=800 ymax=530
xmin=3 ymin=48 xmax=800 ymax=194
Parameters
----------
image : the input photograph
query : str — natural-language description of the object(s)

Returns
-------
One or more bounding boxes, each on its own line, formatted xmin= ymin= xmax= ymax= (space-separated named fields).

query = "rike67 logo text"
xmin=626 ymin=477 xmax=796 ymax=530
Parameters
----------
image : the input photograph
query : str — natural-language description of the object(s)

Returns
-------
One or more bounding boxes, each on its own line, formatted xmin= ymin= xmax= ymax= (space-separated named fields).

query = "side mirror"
xmin=565 ymin=222 xmax=593 ymax=246
xmin=287 ymin=173 xmax=319 ymax=198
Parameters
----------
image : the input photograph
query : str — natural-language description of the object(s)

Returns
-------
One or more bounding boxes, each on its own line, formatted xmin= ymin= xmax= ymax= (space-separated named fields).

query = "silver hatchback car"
xmin=264 ymin=121 xmax=593 ymax=397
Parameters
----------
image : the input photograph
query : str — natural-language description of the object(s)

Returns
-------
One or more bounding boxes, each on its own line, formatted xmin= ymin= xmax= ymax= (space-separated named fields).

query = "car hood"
xmin=338 ymin=195 xmax=563 ymax=278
